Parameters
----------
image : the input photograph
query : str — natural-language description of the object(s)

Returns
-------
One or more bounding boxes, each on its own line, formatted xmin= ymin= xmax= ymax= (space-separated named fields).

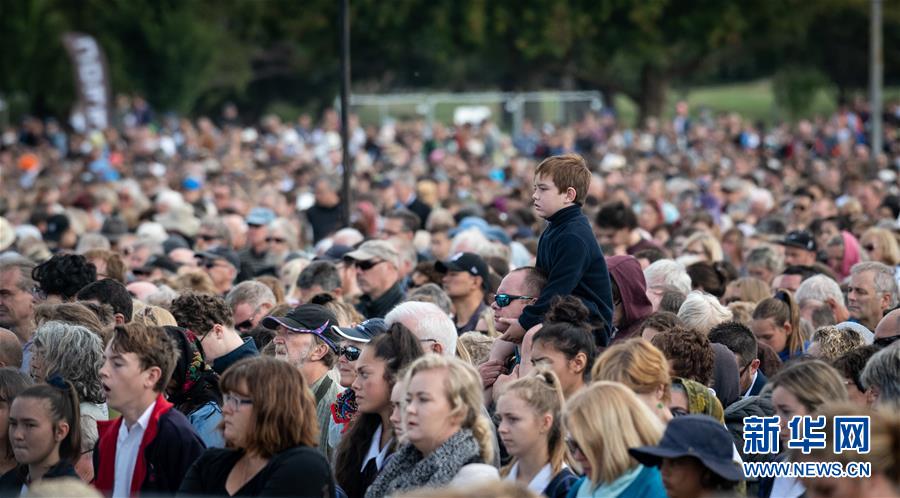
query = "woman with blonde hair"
xmin=760 ymin=360 xmax=848 ymax=498
xmin=131 ymin=304 xmax=178 ymax=327
xmin=722 ymin=277 xmax=771 ymax=305
xmin=496 ymin=368 xmax=576 ymax=498
xmin=860 ymin=227 xmax=900 ymax=287
xmin=564 ymin=382 xmax=666 ymax=497
xmin=681 ymin=231 xmax=724 ymax=263
xmin=591 ymin=339 xmax=673 ymax=422
xmin=178 ymin=356 xmax=334 ymax=496
xmin=365 ymin=355 xmax=497 ymax=498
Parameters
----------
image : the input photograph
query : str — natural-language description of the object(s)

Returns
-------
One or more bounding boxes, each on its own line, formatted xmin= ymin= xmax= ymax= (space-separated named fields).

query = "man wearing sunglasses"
xmin=262 ymin=304 xmax=343 ymax=461
xmin=435 ymin=252 xmax=491 ymax=334
xmin=196 ymin=247 xmax=241 ymax=296
xmin=344 ymin=241 xmax=405 ymax=319
xmin=170 ymin=292 xmax=259 ymax=375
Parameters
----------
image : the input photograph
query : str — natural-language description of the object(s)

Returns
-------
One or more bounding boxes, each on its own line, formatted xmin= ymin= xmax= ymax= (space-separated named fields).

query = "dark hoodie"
xmin=606 ymin=255 xmax=653 ymax=343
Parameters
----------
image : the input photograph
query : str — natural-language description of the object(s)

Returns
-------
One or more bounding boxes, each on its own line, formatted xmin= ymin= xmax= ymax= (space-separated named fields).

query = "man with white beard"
xmin=262 ymin=304 xmax=342 ymax=462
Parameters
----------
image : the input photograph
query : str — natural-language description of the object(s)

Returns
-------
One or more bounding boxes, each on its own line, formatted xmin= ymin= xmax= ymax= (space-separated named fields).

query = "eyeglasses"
xmin=197 ymin=234 xmax=220 ymax=242
xmin=355 ymin=260 xmax=385 ymax=271
xmin=266 ymin=237 xmax=287 ymax=244
xmin=492 ymin=293 xmax=535 ymax=308
xmin=338 ymin=344 xmax=361 ymax=361
xmin=565 ymin=437 xmax=584 ymax=456
xmin=223 ymin=393 xmax=253 ymax=410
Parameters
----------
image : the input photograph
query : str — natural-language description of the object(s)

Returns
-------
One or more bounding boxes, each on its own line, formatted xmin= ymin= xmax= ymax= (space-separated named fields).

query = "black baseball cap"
xmin=778 ymin=230 xmax=816 ymax=252
xmin=316 ymin=244 xmax=353 ymax=262
xmin=197 ymin=247 xmax=241 ymax=270
xmin=261 ymin=304 xmax=339 ymax=351
xmin=435 ymin=252 xmax=490 ymax=292
xmin=629 ymin=415 xmax=743 ymax=482
xmin=327 ymin=318 xmax=388 ymax=344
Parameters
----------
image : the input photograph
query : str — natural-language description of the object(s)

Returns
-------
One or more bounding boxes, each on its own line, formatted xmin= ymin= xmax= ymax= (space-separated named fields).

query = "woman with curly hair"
xmin=29 ymin=321 xmax=106 ymax=482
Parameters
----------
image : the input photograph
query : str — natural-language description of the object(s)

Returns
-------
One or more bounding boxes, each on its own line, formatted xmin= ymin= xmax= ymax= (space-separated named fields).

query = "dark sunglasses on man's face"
xmin=355 ymin=260 xmax=385 ymax=271
xmin=492 ymin=293 xmax=535 ymax=308
xmin=235 ymin=319 xmax=254 ymax=332
xmin=338 ymin=345 xmax=361 ymax=361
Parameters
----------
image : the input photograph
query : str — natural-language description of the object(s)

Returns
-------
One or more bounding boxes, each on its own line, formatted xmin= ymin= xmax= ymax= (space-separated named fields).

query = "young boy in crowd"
xmin=498 ymin=153 xmax=614 ymax=346
xmin=95 ymin=322 xmax=205 ymax=496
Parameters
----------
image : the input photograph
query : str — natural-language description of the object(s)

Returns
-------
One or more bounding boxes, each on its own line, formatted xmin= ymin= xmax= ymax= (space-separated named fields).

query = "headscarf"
xmin=838 ymin=230 xmax=861 ymax=281
xmin=674 ymin=377 xmax=724 ymax=423
xmin=163 ymin=326 xmax=222 ymax=415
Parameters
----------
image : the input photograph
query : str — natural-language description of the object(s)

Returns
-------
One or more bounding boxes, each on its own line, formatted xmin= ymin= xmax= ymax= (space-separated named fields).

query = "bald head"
xmin=875 ymin=308 xmax=900 ymax=340
xmin=0 ymin=328 xmax=23 ymax=369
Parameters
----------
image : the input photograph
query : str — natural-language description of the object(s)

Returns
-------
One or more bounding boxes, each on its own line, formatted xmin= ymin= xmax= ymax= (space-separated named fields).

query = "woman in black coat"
xmin=178 ymin=357 xmax=335 ymax=498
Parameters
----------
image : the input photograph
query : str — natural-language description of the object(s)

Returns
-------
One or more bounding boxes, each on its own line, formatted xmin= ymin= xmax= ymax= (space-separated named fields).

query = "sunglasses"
xmin=565 ymin=437 xmax=584 ymax=456
xmin=266 ymin=237 xmax=287 ymax=244
xmin=197 ymin=234 xmax=219 ymax=241
xmin=863 ymin=244 xmax=876 ymax=252
xmin=338 ymin=344 xmax=361 ymax=361
xmin=492 ymin=293 xmax=535 ymax=308
xmin=355 ymin=260 xmax=385 ymax=271
xmin=235 ymin=319 xmax=254 ymax=332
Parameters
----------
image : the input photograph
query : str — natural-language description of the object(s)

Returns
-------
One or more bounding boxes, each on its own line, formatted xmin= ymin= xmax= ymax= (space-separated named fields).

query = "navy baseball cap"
xmin=629 ymin=415 xmax=743 ymax=482
xmin=327 ymin=318 xmax=388 ymax=344
xmin=262 ymin=304 xmax=339 ymax=351
xmin=435 ymin=252 xmax=490 ymax=292
xmin=778 ymin=230 xmax=817 ymax=252
xmin=316 ymin=244 xmax=353 ymax=262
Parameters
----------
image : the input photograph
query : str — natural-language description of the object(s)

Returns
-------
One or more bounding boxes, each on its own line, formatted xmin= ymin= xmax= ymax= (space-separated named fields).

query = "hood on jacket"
xmin=606 ymin=255 xmax=653 ymax=341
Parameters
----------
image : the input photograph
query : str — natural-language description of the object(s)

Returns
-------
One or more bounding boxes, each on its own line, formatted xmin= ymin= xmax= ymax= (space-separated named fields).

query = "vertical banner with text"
xmin=62 ymin=32 xmax=111 ymax=132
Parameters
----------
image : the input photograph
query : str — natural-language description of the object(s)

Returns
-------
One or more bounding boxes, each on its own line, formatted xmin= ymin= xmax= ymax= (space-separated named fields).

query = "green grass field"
xmin=614 ymin=79 xmax=900 ymax=126
xmin=342 ymin=79 xmax=900 ymax=129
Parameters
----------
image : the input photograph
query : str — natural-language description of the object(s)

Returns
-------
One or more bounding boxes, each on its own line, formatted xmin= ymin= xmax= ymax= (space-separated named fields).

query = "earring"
xmin=657 ymin=402 xmax=664 ymax=410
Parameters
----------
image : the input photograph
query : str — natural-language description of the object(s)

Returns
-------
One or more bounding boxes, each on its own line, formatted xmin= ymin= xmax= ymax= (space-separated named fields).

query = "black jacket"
xmin=212 ymin=338 xmax=260 ymax=375
xmin=519 ymin=205 xmax=614 ymax=341
xmin=178 ymin=446 xmax=335 ymax=497
xmin=0 ymin=461 xmax=78 ymax=496
xmin=355 ymin=282 xmax=405 ymax=319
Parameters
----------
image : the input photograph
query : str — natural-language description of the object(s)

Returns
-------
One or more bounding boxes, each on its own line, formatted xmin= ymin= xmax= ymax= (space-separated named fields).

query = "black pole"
xmin=339 ymin=0 xmax=352 ymax=228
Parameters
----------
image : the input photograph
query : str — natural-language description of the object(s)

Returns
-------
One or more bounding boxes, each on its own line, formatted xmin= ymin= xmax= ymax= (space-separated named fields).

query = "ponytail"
xmin=498 ymin=367 xmax=567 ymax=474
xmin=469 ymin=410 xmax=495 ymax=464
xmin=753 ymin=289 xmax=803 ymax=356
xmin=19 ymin=377 xmax=82 ymax=463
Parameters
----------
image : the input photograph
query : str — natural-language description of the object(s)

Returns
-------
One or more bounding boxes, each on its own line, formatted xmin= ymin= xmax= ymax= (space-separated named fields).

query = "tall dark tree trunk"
xmin=637 ymin=64 xmax=670 ymax=127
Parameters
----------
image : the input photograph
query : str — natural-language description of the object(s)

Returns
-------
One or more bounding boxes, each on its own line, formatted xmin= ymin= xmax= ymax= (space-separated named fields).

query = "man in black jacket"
xmin=344 ymin=241 xmax=405 ymax=319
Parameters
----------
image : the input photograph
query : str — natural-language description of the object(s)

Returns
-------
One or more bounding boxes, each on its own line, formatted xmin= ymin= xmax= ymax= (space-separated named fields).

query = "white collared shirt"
xmin=742 ymin=371 xmax=759 ymax=398
xmin=113 ymin=400 xmax=156 ymax=498
xmin=360 ymin=424 xmax=392 ymax=473
xmin=504 ymin=462 xmax=556 ymax=495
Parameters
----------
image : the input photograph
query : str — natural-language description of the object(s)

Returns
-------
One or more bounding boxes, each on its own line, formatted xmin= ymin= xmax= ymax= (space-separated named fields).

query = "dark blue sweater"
xmin=519 ymin=205 xmax=613 ymax=342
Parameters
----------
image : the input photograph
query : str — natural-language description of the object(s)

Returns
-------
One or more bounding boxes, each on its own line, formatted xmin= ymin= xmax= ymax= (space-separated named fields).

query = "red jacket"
xmin=94 ymin=393 xmax=206 ymax=496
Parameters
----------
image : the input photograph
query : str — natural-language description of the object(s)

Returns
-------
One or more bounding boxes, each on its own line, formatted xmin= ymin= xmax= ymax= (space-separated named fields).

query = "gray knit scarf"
xmin=364 ymin=429 xmax=482 ymax=498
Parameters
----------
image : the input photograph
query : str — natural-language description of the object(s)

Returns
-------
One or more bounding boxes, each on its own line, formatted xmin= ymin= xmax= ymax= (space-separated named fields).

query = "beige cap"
xmin=344 ymin=240 xmax=400 ymax=268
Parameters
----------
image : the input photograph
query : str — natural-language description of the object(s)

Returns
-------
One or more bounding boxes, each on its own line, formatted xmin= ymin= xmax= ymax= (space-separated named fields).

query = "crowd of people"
xmin=0 ymin=95 xmax=898 ymax=498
